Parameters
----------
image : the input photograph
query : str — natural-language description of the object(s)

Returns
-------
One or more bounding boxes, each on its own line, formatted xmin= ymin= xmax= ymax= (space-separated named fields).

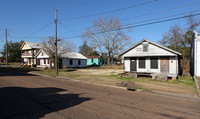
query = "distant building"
xmin=119 ymin=39 xmax=181 ymax=80
xmin=86 ymin=56 xmax=106 ymax=66
xmin=35 ymin=50 xmax=87 ymax=68
xmin=20 ymin=41 xmax=42 ymax=66
xmin=190 ymin=31 xmax=200 ymax=77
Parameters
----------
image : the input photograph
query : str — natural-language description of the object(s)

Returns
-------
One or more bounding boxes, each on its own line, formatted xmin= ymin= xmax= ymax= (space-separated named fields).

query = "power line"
xmin=120 ymin=1 xmax=200 ymax=21
xmin=57 ymin=21 xmax=77 ymax=36
xmin=58 ymin=1 xmax=200 ymax=35
xmin=7 ymin=11 xmax=200 ymax=39
xmin=61 ymin=13 xmax=200 ymax=39
xmin=59 ymin=9 xmax=200 ymax=37
xmin=128 ymin=9 xmax=200 ymax=26
xmin=19 ymin=21 xmax=53 ymax=40
xmin=60 ymin=0 xmax=159 ymax=20
xmin=8 ymin=35 xmax=49 ymax=38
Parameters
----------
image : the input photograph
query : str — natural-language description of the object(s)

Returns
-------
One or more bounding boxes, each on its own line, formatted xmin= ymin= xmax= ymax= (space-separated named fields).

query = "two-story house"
xmin=20 ymin=41 xmax=41 ymax=66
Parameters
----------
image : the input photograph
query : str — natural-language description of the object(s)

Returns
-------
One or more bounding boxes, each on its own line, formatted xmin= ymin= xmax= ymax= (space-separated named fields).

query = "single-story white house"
xmin=119 ymin=39 xmax=181 ymax=80
xmin=191 ymin=31 xmax=200 ymax=77
xmin=35 ymin=50 xmax=87 ymax=68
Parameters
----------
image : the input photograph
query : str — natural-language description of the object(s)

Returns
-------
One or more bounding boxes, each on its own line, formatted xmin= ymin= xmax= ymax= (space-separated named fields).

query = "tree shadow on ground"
xmin=0 ymin=87 xmax=92 ymax=119
xmin=64 ymin=69 xmax=77 ymax=72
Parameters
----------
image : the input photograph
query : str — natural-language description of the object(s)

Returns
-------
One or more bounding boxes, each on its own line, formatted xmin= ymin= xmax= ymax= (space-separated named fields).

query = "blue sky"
xmin=1 ymin=0 xmax=200 ymax=53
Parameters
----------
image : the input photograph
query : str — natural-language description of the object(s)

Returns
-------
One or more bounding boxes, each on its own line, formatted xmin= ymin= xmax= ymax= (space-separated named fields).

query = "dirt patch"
xmin=33 ymin=68 xmax=197 ymax=96
xmin=74 ymin=69 xmax=123 ymax=75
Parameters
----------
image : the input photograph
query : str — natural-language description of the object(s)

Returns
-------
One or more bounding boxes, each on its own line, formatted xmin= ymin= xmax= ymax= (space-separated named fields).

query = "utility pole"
xmin=55 ymin=9 xmax=58 ymax=75
xmin=5 ymin=28 xmax=8 ymax=67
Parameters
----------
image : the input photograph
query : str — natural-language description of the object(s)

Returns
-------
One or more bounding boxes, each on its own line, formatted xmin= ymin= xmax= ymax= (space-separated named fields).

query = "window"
xmin=44 ymin=58 xmax=46 ymax=64
xmin=70 ymin=59 xmax=73 ymax=65
xmin=78 ymin=60 xmax=81 ymax=65
xmin=150 ymin=57 xmax=158 ymax=69
xmin=91 ymin=59 xmax=94 ymax=63
xmin=138 ymin=57 xmax=145 ymax=68
xmin=143 ymin=44 xmax=149 ymax=52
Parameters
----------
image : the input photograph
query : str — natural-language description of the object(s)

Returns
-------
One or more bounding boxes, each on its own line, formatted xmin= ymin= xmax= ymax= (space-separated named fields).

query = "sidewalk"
xmin=194 ymin=76 xmax=200 ymax=96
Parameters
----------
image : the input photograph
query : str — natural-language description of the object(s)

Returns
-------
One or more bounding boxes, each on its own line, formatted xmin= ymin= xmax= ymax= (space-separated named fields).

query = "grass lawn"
xmin=3 ymin=67 xmax=197 ymax=95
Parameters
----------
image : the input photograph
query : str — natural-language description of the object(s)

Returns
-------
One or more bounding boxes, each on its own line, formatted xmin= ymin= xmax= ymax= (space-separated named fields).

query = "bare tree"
xmin=159 ymin=15 xmax=200 ymax=74
xmin=82 ymin=16 xmax=131 ymax=65
xmin=42 ymin=36 xmax=76 ymax=68
xmin=159 ymin=25 xmax=184 ymax=51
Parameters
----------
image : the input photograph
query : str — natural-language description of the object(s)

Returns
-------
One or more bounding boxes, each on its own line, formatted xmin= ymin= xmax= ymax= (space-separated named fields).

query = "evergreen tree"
xmin=79 ymin=41 xmax=99 ymax=56
xmin=1 ymin=40 xmax=24 ymax=62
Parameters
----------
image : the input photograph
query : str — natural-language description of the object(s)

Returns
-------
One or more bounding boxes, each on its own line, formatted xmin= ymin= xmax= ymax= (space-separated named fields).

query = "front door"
xmin=160 ymin=56 xmax=169 ymax=73
xmin=130 ymin=57 xmax=137 ymax=71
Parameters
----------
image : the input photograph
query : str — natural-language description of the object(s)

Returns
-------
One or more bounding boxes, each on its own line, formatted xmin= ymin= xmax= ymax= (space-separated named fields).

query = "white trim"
xmin=137 ymin=57 xmax=147 ymax=72
xmin=119 ymin=39 xmax=181 ymax=56
xmin=136 ymin=57 xmax=160 ymax=73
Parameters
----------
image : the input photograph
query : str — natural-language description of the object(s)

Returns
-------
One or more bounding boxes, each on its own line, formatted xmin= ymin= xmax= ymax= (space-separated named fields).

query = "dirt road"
xmin=0 ymin=69 xmax=200 ymax=119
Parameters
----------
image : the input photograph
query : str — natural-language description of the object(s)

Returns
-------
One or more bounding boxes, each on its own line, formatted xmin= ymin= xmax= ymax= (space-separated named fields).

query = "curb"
xmin=28 ymin=72 xmax=200 ymax=98
xmin=28 ymin=72 xmax=127 ymax=90
xmin=152 ymin=90 xmax=199 ymax=100
xmin=193 ymin=76 xmax=200 ymax=96
xmin=2 ymin=69 xmax=199 ymax=99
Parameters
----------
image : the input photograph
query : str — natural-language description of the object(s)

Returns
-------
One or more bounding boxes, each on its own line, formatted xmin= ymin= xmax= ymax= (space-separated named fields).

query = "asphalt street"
xmin=0 ymin=69 xmax=200 ymax=119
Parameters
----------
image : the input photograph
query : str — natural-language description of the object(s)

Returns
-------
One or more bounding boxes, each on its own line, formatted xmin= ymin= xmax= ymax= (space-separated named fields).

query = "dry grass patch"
xmin=27 ymin=68 xmax=197 ymax=95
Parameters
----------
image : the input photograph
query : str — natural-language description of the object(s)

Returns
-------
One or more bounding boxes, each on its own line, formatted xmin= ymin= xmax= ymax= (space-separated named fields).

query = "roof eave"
xmin=119 ymin=39 xmax=182 ymax=57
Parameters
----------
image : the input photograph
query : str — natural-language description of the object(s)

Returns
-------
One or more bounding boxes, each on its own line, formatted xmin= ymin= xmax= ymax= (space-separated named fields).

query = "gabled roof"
xmin=86 ymin=55 xmax=101 ymax=59
xmin=35 ymin=49 xmax=87 ymax=60
xmin=60 ymin=52 xmax=87 ymax=59
xmin=20 ymin=41 xmax=42 ymax=49
xmin=119 ymin=38 xmax=181 ymax=56
xmin=34 ymin=49 xmax=43 ymax=58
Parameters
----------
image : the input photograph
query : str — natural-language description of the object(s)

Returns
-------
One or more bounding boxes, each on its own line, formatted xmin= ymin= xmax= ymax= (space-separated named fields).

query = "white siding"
xmin=37 ymin=51 xmax=49 ymax=58
xmin=37 ymin=59 xmax=51 ymax=68
xmin=195 ymin=40 xmax=200 ymax=76
xmin=169 ymin=57 xmax=177 ymax=75
xmin=137 ymin=58 xmax=147 ymax=72
xmin=24 ymin=58 xmax=28 ymax=63
xmin=136 ymin=57 xmax=160 ymax=73
xmin=21 ymin=43 xmax=32 ymax=50
xmin=62 ymin=59 xmax=87 ymax=68
xmin=124 ymin=58 xmax=130 ymax=72
xmin=122 ymin=43 xmax=176 ymax=58
xmin=191 ymin=31 xmax=200 ymax=76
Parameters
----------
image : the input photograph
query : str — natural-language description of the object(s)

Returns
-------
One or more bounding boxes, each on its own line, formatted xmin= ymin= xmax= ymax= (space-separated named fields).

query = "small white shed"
xmin=35 ymin=50 xmax=87 ymax=68
xmin=191 ymin=31 xmax=200 ymax=77
xmin=119 ymin=39 xmax=181 ymax=79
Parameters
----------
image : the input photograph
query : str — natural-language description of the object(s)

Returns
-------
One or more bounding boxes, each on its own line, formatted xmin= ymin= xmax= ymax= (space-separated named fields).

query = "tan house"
xmin=20 ymin=41 xmax=42 ymax=66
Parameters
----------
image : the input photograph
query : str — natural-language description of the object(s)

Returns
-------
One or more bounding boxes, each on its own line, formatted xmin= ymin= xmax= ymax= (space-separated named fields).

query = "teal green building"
xmin=86 ymin=56 xmax=106 ymax=66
